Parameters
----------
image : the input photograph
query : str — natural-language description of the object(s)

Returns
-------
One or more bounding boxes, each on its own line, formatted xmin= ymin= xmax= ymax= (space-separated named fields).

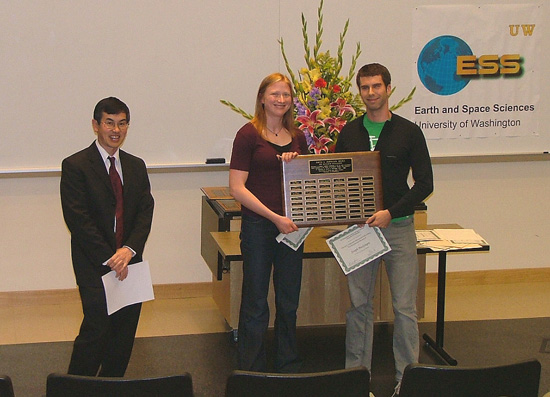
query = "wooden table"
xmin=211 ymin=224 xmax=489 ymax=364
xmin=211 ymin=226 xmax=346 ymax=274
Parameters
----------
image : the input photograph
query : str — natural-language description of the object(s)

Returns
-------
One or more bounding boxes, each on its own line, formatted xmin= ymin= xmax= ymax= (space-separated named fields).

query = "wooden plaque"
xmin=281 ymin=151 xmax=383 ymax=227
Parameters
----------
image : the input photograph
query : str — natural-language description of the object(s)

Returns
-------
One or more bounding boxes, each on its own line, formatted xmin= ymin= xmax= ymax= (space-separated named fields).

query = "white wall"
xmin=425 ymin=159 xmax=550 ymax=273
xmin=1 ymin=160 xmax=549 ymax=292
xmin=0 ymin=170 xmax=228 ymax=292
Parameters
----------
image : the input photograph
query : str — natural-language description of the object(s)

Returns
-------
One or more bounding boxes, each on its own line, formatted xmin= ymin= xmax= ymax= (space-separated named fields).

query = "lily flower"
xmin=296 ymin=109 xmax=325 ymax=135
xmin=331 ymin=98 xmax=356 ymax=117
xmin=308 ymin=134 xmax=334 ymax=154
xmin=323 ymin=117 xmax=348 ymax=134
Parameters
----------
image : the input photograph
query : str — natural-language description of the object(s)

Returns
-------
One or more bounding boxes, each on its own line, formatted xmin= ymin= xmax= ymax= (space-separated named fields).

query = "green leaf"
xmin=219 ymin=100 xmax=253 ymax=120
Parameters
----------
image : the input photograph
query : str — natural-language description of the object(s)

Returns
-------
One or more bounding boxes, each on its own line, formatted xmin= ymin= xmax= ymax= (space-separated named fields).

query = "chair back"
xmin=46 ymin=373 xmax=193 ymax=397
xmin=0 ymin=375 xmax=15 ymax=397
xmin=225 ymin=366 xmax=370 ymax=397
xmin=399 ymin=359 xmax=541 ymax=397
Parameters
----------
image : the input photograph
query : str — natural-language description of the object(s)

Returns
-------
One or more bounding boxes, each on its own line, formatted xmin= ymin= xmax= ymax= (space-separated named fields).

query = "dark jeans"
xmin=68 ymin=286 xmax=141 ymax=377
xmin=237 ymin=214 xmax=304 ymax=372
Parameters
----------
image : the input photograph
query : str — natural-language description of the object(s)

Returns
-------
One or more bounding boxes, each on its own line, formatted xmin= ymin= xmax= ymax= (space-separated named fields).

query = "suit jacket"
xmin=60 ymin=142 xmax=154 ymax=287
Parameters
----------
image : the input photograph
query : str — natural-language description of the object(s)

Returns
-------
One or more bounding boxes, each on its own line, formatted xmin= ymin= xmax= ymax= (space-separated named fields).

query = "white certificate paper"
xmin=327 ymin=225 xmax=391 ymax=275
xmin=276 ymin=227 xmax=313 ymax=251
xmin=102 ymin=260 xmax=155 ymax=315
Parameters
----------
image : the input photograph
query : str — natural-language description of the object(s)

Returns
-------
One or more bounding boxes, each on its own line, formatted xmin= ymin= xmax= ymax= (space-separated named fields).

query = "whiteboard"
xmin=1 ymin=0 xmax=548 ymax=173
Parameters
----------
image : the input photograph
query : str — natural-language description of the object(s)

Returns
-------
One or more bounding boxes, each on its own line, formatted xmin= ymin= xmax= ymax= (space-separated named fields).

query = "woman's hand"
xmin=274 ymin=215 xmax=299 ymax=234
xmin=277 ymin=152 xmax=299 ymax=163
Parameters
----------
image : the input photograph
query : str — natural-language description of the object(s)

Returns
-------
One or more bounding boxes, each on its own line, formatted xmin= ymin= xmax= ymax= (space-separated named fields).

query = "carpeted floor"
xmin=1 ymin=318 xmax=549 ymax=396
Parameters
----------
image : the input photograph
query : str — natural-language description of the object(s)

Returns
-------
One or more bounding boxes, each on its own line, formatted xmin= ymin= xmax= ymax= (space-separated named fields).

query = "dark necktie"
xmin=108 ymin=156 xmax=124 ymax=248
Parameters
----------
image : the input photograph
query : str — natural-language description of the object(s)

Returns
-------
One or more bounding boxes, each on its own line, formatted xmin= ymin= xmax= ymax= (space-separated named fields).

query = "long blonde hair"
xmin=251 ymin=73 xmax=298 ymax=138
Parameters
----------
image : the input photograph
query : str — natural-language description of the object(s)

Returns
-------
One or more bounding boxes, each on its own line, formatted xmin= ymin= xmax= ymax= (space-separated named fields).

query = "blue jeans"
xmin=238 ymin=214 xmax=304 ymax=372
xmin=345 ymin=217 xmax=419 ymax=381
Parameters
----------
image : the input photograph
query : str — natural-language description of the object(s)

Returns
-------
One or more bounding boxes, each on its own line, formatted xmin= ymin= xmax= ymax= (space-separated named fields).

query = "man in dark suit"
xmin=60 ymin=97 xmax=154 ymax=377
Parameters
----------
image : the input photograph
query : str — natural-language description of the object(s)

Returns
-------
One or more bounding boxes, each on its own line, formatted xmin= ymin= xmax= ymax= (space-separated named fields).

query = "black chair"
xmin=0 ymin=375 xmax=14 ymax=397
xmin=225 ymin=366 xmax=370 ymax=397
xmin=46 ymin=373 xmax=194 ymax=397
xmin=399 ymin=358 xmax=541 ymax=397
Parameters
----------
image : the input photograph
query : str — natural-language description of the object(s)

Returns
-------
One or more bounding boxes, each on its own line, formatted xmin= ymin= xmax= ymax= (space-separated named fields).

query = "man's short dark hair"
xmin=356 ymin=63 xmax=391 ymax=89
xmin=93 ymin=97 xmax=130 ymax=124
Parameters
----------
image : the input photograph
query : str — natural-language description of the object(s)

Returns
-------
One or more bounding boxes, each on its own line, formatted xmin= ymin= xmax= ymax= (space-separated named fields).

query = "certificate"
xmin=276 ymin=227 xmax=313 ymax=251
xmin=327 ymin=225 xmax=391 ymax=275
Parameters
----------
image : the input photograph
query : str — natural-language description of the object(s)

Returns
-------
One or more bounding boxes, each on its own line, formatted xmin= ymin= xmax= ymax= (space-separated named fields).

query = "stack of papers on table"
xmin=416 ymin=229 xmax=488 ymax=251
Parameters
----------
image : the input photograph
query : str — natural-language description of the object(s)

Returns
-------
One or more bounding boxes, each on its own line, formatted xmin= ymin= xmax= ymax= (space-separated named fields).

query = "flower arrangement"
xmin=220 ymin=0 xmax=415 ymax=154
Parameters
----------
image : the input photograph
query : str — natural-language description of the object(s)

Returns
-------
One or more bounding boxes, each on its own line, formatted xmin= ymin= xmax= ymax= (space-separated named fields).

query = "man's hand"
xmin=366 ymin=209 xmax=392 ymax=229
xmin=106 ymin=247 xmax=133 ymax=281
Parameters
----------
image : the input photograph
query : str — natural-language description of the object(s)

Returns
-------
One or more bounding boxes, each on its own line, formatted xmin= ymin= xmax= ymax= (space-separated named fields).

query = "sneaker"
xmin=391 ymin=381 xmax=401 ymax=397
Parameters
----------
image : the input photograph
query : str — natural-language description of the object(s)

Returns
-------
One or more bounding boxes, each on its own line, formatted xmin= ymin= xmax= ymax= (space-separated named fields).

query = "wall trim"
xmin=2 ymin=152 xmax=549 ymax=178
xmin=426 ymin=267 xmax=550 ymax=288
xmin=2 ymin=269 xmax=548 ymax=306
xmin=0 ymin=282 xmax=212 ymax=307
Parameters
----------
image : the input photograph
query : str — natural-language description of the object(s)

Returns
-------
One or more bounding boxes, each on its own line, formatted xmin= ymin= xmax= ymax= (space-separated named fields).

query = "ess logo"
xmin=417 ymin=35 xmax=524 ymax=96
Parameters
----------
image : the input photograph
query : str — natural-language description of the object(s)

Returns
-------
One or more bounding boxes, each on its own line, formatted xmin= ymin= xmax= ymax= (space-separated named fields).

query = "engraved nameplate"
xmin=309 ymin=158 xmax=353 ymax=174
xmin=281 ymin=151 xmax=383 ymax=227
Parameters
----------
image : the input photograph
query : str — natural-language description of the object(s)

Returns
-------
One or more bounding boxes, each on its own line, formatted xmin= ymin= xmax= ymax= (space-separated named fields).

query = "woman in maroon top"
xmin=229 ymin=73 xmax=309 ymax=372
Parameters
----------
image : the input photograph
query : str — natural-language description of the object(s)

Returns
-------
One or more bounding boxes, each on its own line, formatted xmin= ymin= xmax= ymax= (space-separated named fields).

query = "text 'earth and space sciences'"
xmin=413 ymin=103 xmax=535 ymax=130
xmin=414 ymin=103 xmax=535 ymax=115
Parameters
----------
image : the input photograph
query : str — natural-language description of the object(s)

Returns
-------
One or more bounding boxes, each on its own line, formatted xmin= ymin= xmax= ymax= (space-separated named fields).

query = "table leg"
xmin=422 ymin=251 xmax=458 ymax=366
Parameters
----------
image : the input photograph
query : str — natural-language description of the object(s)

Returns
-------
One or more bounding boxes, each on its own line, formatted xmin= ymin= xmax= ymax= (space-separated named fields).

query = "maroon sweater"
xmin=230 ymin=122 xmax=309 ymax=217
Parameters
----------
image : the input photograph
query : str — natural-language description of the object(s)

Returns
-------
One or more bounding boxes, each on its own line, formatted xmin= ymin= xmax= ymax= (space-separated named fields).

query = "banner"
xmin=412 ymin=4 xmax=541 ymax=141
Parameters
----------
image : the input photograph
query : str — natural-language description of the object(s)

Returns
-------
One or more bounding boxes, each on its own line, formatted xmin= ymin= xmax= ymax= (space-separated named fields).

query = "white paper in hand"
xmin=276 ymin=227 xmax=313 ymax=251
xmin=102 ymin=260 xmax=155 ymax=315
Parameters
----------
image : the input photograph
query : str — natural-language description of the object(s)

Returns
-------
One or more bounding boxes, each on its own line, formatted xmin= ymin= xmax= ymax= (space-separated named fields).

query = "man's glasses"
xmin=102 ymin=120 xmax=129 ymax=130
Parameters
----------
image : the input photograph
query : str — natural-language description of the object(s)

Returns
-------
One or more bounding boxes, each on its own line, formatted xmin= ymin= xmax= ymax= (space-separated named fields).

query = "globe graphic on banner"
xmin=417 ymin=35 xmax=473 ymax=96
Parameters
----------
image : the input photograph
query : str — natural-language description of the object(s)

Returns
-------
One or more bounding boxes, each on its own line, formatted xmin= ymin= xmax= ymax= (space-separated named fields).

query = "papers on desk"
xmin=277 ymin=227 xmax=313 ymax=250
xmin=326 ymin=225 xmax=391 ymax=275
xmin=102 ymin=261 xmax=155 ymax=315
xmin=416 ymin=229 xmax=488 ymax=251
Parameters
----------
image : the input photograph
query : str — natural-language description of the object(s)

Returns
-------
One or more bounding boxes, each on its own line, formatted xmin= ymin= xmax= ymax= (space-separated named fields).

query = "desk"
xmin=212 ymin=226 xmax=346 ymax=270
xmin=210 ymin=224 xmax=489 ymax=364
xmin=200 ymin=196 xmax=241 ymax=279
xmin=210 ymin=226 xmax=366 ymax=336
